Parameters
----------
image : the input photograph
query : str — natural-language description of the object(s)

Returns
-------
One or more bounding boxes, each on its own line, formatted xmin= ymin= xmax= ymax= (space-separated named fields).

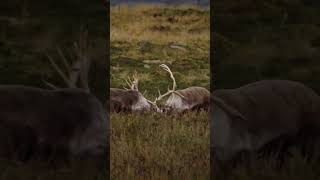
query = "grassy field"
xmin=111 ymin=112 xmax=209 ymax=179
xmin=214 ymin=149 xmax=320 ymax=180
xmin=110 ymin=4 xmax=210 ymax=97
xmin=213 ymin=0 xmax=320 ymax=179
xmin=110 ymin=4 xmax=210 ymax=179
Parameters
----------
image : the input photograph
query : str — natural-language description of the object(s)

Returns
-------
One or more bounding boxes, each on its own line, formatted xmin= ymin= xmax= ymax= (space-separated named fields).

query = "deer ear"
xmin=211 ymin=96 xmax=247 ymax=121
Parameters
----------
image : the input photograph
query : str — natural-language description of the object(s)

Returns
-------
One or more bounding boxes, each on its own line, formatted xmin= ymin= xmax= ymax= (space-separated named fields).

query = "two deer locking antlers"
xmin=42 ymin=27 xmax=209 ymax=114
xmin=110 ymin=64 xmax=210 ymax=113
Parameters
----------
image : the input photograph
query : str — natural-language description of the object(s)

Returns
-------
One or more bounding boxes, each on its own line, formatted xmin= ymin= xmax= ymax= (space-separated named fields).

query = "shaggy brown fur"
xmin=211 ymin=80 xmax=320 ymax=174
xmin=110 ymin=88 xmax=140 ymax=112
xmin=0 ymin=85 xmax=108 ymax=168
xmin=213 ymin=80 xmax=320 ymax=133
xmin=110 ymin=88 xmax=151 ymax=113
xmin=166 ymin=86 xmax=210 ymax=112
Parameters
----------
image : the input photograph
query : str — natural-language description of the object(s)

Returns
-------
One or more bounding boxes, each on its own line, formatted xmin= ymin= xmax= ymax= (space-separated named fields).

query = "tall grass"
xmin=111 ymin=112 xmax=210 ymax=179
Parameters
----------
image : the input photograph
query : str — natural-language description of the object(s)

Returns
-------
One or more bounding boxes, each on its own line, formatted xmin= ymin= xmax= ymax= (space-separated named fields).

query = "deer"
xmin=0 ymin=27 xmax=109 ymax=170
xmin=110 ymin=72 xmax=160 ymax=113
xmin=211 ymin=80 xmax=320 ymax=177
xmin=148 ymin=64 xmax=210 ymax=113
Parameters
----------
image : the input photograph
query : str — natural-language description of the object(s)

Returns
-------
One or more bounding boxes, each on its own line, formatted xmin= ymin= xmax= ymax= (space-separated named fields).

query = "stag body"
xmin=211 ymin=80 xmax=320 ymax=172
xmin=152 ymin=64 xmax=210 ymax=113
xmin=165 ymin=86 xmax=210 ymax=112
xmin=109 ymin=64 xmax=210 ymax=113
xmin=23 ymin=27 xmax=110 ymax=170
xmin=0 ymin=85 xmax=108 ymax=165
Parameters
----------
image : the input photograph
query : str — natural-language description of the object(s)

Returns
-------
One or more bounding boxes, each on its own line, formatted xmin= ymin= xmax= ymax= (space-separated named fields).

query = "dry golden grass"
xmin=111 ymin=112 xmax=210 ymax=179
xmin=110 ymin=4 xmax=210 ymax=93
xmin=111 ymin=4 xmax=210 ymax=45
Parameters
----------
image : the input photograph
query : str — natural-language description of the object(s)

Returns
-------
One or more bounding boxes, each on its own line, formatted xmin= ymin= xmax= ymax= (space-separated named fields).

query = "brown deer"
xmin=110 ymin=72 xmax=160 ymax=113
xmin=0 ymin=27 xmax=109 ymax=170
xmin=211 ymin=80 xmax=320 ymax=177
xmin=149 ymin=64 xmax=210 ymax=113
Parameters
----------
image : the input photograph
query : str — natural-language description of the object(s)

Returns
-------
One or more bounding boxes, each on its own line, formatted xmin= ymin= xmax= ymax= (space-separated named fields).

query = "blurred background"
xmin=213 ymin=0 xmax=320 ymax=94
xmin=0 ymin=0 xmax=108 ymax=102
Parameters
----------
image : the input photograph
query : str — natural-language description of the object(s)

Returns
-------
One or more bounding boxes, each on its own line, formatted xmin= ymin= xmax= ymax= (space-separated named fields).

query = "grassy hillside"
xmin=111 ymin=4 xmax=210 ymax=100
xmin=111 ymin=112 xmax=209 ymax=179
xmin=111 ymin=4 xmax=210 ymax=179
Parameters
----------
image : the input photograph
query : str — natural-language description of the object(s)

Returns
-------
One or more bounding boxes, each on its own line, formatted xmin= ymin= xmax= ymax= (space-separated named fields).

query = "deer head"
xmin=146 ymin=64 xmax=185 ymax=112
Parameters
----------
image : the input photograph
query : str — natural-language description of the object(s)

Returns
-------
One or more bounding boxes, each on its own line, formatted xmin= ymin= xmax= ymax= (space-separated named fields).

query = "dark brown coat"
xmin=0 ymin=85 xmax=108 ymax=167
xmin=110 ymin=88 xmax=150 ymax=112
xmin=211 ymin=80 xmax=320 ymax=173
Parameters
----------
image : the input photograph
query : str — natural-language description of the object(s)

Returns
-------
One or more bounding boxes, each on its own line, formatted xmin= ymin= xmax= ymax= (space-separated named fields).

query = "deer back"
xmin=165 ymin=86 xmax=210 ymax=111
xmin=211 ymin=80 xmax=320 ymax=170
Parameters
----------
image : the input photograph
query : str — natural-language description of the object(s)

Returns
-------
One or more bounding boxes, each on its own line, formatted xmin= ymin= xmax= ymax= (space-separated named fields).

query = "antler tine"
xmin=133 ymin=70 xmax=139 ymax=85
xmin=125 ymin=74 xmax=140 ymax=90
xmin=126 ymin=71 xmax=139 ymax=90
xmin=146 ymin=99 xmax=159 ymax=111
xmin=159 ymin=64 xmax=176 ymax=91
xmin=128 ymin=76 xmax=133 ymax=86
xmin=125 ymin=78 xmax=132 ymax=89
xmin=122 ymin=85 xmax=129 ymax=90
xmin=43 ymin=79 xmax=59 ymax=90
xmin=146 ymin=96 xmax=162 ymax=113
xmin=143 ymin=90 xmax=147 ymax=96
xmin=129 ymin=76 xmax=133 ymax=83
xmin=45 ymin=53 xmax=75 ymax=88
xmin=133 ymin=70 xmax=138 ymax=79
xmin=56 ymin=47 xmax=71 ymax=70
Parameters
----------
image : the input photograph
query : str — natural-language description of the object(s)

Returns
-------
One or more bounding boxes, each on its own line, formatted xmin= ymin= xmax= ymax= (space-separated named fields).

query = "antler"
xmin=160 ymin=64 xmax=176 ymax=92
xmin=153 ymin=64 xmax=185 ymax=102
xmin=123 ymin=71 xmax=162 ymax=112
xmin=44 ymin=25 xmax=91 ymax=92
xmin=44 ymin=48 xmax=80 ymax=89
xmin=124 ymin=71 xmax=139 ymax=90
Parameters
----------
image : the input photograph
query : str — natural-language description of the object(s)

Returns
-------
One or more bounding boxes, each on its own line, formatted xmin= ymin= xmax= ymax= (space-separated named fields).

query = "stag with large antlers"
xmin=211 ymin=80 xmax=320 ymax=177
xmin=110 ymin=72 xmax=158 ymax=113
xmin=0 ymin=27 xmax=109 ymax=170
xmin=151 ymin=64 xmax=210 ymax=113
